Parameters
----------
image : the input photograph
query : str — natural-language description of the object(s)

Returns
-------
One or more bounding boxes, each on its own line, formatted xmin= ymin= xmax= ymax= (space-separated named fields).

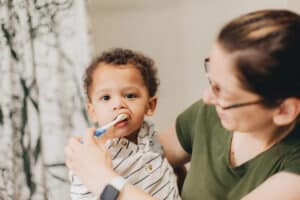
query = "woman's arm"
xmin=118 ymin=183 xmax=156 ymax=200
xmin=158 ymin=123 xmax=191 ymax=192
xmin=158 ymin=123 xmax=191 ymax=167
xmin=64 ymin=128 xmax=155 ymax=200
xmin=242 ymin=172 xmax=300 ymax=200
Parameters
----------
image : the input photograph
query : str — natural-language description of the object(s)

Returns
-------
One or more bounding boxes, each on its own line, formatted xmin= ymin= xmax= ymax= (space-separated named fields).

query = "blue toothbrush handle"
xmin=80 ymin=128 xmax=107 ymax=144
xmin=94 ymin=128 xmax=107 ymax=137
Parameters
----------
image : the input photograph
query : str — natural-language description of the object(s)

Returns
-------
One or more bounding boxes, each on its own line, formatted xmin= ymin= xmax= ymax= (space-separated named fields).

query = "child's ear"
xmin=146 ymin=96 xmax=157 ymax=116
xmin=273 ymin=98 xmax=300 ymax=126
xmin=87 ymin=102 xmax=98 ymax=123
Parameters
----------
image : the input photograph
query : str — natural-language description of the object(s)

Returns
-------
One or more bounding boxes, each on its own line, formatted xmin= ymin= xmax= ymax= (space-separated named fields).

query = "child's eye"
xmin=125 ymin=93 xmax=137 ymax=99
xmin=100 ymin=95 xmax=110 ymax=101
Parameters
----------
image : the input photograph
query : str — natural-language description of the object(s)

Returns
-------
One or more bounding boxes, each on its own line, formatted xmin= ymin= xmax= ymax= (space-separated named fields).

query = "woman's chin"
xmin=220 ymin=118 xmax=235 ymax=131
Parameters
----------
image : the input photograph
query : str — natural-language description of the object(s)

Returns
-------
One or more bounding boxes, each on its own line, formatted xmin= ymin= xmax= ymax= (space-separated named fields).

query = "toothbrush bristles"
xmin=117 ymin=113 xmax=128 ymax=122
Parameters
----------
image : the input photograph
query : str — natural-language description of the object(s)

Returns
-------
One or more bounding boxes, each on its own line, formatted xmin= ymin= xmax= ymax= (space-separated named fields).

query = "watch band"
xmin=110 ymin=176 xmax=127 ymax=191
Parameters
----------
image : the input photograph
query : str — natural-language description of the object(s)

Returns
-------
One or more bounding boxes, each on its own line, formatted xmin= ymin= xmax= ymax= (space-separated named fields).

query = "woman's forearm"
xmin=118 ymin=183 xmax=156 ymax=200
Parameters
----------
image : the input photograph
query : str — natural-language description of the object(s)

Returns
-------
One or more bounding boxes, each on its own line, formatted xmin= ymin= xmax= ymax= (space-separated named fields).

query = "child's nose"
xmin=113 ymin=98 xmax=126 ymax=110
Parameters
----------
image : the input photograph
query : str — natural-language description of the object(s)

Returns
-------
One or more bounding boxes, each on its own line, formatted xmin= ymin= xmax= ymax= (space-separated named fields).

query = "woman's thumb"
xmin=83 ymin=128 xmax=96 ymax=144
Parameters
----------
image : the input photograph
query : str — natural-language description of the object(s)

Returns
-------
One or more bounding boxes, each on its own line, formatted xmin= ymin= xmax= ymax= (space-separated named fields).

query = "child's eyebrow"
xmin=93 ymin=86 xmax=144 ymax=96
xmin=94 ymin=88 xmax=110 ymax=96
xmin=122 ymin=86 xmax=140 ymax=91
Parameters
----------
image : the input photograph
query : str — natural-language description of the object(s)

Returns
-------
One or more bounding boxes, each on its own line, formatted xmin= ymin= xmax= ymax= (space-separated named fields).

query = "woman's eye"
xmin=100 ymin=95 xmax=110 ymax=101
xmin=125 ymin=93 xmax=137 ymax=99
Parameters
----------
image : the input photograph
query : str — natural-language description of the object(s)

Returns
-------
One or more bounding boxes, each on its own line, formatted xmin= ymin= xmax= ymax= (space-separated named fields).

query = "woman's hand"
xmin=64 ymin=128 xmax=117 ymax=196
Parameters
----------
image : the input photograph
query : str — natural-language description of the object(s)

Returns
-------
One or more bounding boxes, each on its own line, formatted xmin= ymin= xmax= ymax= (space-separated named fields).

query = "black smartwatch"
xmin=100 ymin=176 xmax=127 ymax=200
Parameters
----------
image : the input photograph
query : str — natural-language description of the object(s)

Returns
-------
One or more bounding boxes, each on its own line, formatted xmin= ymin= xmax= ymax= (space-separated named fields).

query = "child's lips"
xmin=114 ymin=119 xmax=128 ymax=128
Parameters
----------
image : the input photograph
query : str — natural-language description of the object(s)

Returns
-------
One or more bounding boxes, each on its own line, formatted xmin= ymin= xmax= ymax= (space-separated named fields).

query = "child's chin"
xmin=114 ymin=131 xmax=131 ymax=138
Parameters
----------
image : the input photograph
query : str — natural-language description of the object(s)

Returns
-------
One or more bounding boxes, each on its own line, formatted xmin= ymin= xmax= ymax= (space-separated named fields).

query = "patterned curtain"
xmin=0 ymin=0 xmax=90 ymax=199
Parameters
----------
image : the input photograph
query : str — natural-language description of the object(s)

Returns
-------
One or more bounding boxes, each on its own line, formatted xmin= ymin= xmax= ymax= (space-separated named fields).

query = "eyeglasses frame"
xmin=204 ymin=57 xmax=263 ymax=110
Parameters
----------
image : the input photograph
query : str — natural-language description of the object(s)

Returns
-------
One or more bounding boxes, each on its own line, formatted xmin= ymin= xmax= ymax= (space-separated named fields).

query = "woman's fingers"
xmin=82 ymin=128 xmax=97 ymax=144
xmin=83 ymin=128 xmax=107 ymax=151
xmin=64 ymin=127 xmax=116 ymax=195
xmin=64 ymin=127 xmax=112 ymax=171
xmin=64 ymin=145 xmax=72 ymax=160
xmin=64 ymin=137 xmax=79 ymax=170
xmin=65 ymin=156 xmax=73 ymax=170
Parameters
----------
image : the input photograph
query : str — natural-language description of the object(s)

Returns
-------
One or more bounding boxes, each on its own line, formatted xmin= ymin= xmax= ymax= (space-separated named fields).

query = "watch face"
xmin=100 ymin=185 xmax=120 ymax=200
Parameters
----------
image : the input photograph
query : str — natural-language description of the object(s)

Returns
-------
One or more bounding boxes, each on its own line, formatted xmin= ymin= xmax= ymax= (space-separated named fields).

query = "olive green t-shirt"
xmin=176 ymin=100 xmax=300 ymax=200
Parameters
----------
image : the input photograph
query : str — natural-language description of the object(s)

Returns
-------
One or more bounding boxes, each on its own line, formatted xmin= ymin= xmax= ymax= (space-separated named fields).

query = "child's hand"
xmin=65 ymin=128 xmax=117 ymax=196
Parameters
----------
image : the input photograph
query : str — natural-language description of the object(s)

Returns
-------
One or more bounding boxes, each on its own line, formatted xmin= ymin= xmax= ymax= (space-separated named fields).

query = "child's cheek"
xmin=93 ymin=101 xmax=105 ymax=110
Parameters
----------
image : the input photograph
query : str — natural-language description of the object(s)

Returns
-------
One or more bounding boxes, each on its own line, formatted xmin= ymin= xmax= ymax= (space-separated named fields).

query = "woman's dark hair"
xmin=84 ymin=48 xmax=159 ymax=101
xmin=218 ymin=9 xmax=300 ymax=107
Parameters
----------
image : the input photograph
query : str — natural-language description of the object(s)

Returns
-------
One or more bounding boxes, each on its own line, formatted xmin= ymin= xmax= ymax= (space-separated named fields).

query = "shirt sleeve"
xmin=283 ymin=144 xmax=300 ymax=175
xmin=175 ymin=100 xmax=205 ymax=154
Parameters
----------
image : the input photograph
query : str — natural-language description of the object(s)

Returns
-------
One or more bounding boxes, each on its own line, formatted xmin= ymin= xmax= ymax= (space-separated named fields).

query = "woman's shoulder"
xmin=177 ymin=100 xmax=219 ymax=125
xmin=175 ymin=100 xmax=226 ymax=153
xmin=280 ymin=122 xmax=300 ymax=150
xmin=276 ymin=123 xmax=300 ymax=174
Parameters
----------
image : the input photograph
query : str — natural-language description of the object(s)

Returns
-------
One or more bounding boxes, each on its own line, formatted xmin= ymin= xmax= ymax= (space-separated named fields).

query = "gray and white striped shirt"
xmin=70 ymin=121 xmax=181 ymax=200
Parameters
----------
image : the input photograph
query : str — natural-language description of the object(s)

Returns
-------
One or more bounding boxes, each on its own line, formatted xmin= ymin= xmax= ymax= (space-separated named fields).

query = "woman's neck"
xmin=237 ymin=122 xmax=296 ymax=148
xmin=230 ymin=122 xmax=296 ymax=167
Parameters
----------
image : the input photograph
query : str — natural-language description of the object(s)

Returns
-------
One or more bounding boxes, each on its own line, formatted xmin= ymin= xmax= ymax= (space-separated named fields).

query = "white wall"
xmin=86 ymin=0 xmax=299 ymax=130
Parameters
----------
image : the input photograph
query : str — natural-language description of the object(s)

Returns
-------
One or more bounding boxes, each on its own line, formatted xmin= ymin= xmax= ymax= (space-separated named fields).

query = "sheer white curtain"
xmin=0 ymin=0 xmax=90 ymax=199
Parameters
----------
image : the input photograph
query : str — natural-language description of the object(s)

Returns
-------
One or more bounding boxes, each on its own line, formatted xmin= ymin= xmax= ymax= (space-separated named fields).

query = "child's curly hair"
xmin=84 ymin=48 xmax=160 ymax=101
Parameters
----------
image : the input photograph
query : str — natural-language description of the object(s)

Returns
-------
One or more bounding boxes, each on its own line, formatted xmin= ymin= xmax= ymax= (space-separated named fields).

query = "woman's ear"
xmin=146 ymin=96 xmax=157 ymax=116
xmin=273 ymin=98 xmax=300 ymax=126
xmin=87 ymin=102 xmax=98 ymax=123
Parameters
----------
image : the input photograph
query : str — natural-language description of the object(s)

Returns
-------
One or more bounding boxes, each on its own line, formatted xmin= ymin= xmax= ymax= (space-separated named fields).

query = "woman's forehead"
xmin=209 ymin=43 xmax=238 ymax=78
xmin=208 ymin=43 xmax=254 ymax=96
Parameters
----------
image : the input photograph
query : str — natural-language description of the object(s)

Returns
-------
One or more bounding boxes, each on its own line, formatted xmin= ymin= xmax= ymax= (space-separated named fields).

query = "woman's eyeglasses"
xmin=204 ymin=57 xmax=263 ymax=110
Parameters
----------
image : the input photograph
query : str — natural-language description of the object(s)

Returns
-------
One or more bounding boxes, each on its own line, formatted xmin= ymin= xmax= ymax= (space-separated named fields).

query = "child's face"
xmin=87 ymin=63 xmax=157 ymax=139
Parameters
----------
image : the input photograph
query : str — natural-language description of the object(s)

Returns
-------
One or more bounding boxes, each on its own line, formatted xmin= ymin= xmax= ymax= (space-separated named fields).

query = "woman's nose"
xmin=202 ymin=87 xmax=218 ymax=105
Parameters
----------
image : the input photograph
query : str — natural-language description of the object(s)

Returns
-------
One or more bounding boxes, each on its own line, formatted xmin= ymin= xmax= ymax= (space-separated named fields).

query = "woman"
xmin=65 ymin=9 xmax=300 ymax=199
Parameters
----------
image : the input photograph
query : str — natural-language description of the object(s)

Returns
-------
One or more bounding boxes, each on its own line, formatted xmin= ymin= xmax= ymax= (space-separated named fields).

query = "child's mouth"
xmin=115 ymin=118 xmax=128 ymax=128
xmin=114 ymin=114 xmax=129 ymax=128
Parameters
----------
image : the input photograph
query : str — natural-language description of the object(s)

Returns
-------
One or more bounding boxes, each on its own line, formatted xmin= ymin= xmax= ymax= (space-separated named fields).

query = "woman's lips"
xmin=216 ymin=108 xmax=226 ymax=119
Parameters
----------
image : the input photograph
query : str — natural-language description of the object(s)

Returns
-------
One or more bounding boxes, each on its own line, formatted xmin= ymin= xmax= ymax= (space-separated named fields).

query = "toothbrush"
xmin=94 ymin=113 xmax=128 ymax=137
